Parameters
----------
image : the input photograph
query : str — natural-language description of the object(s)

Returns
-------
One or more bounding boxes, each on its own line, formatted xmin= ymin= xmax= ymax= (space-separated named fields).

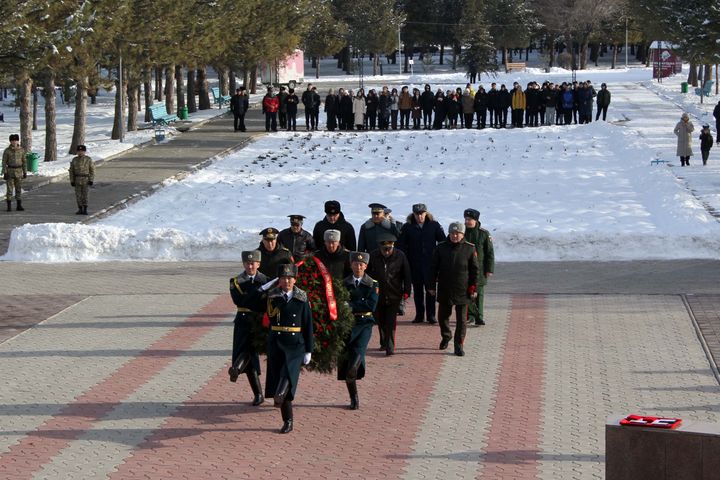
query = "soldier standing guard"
xmin=228 ymin=250 xmax=267 ymax=406
xmin=463 ymin=209 xmax=494 ymax=326
xmin=2 ymin=134 xmax=27 ymax=212
xmin=257 ymin=227 xmax=293 ymax=278
xmin=338 ymin=252 xmax=378 ymax=409
xmin=262 ymin=264 xmax=314 ymax=434
xmin=278 ymin=214 xmax=316 ymax=260
xmin=69 ymin=145 xmax=95 ymax=215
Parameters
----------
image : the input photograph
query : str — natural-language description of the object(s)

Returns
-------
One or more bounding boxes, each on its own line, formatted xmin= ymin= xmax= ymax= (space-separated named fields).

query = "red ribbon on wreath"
xmin=310 ymin=256 xmax=338 ymax=321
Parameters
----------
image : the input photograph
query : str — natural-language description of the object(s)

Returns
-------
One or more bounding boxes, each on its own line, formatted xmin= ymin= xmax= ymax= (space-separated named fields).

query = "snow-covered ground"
xmin=3 ymin=66 xmax=720 ymax=263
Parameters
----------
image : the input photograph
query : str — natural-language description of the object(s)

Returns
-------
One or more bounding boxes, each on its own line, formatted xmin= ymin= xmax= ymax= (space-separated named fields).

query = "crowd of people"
xmin=228 ymin=200 xmax=494 ymax=433
xmin=243 ymin=80 xmax=613 ymax=133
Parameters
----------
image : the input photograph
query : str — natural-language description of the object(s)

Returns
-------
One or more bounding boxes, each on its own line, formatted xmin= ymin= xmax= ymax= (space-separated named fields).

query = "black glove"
xmin=71 ymin=182 xmax=75 ymax=187
xmin=22 ymin=173 xmax=27 ymax=179
xmin=88 ymin=181 xmax=93 ymax=186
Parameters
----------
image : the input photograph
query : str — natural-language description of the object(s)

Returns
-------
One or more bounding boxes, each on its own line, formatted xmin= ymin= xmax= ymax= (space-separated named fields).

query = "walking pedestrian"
xmin=312 ymin=200 xmax=357 ymax=252
xmin=2 ymin=134 xmax=26 ymax=212
xmin=257 ymin=227 xmax=293 ymax=277
xmin=674 ymin=113 xmax=694 ymax=166
xmin=278 ymin=214 xmax=315 ymax=260
xmin=700 ymin=124 xmax=713 ymax=166
xmin=68 ymin=145 xmax=95 ymax=215
xmin=463 ymin=208 xmax=494 ymax=326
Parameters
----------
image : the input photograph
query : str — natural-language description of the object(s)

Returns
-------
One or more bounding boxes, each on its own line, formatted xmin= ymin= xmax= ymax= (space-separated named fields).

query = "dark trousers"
xmin=375 ymin=301 xmax=400 ymax=353
xmin=423 ymin=110 xmax=432 ymax=128
xmin=265 ymin=112 xmax=277 ymax=132
xmin=596 ymin=106 xmax=608 ymax=121
xmin=680 ymin=156 xmax=691 ymax=166
xmin=391 ymin=110 xmax=399 ymax=129
xmin=287 ymin=113 xmax=297 ymax=131
xmin=476 ymin=109 xmax=486 ymax=128
xmin=400 ymin=110 xmax=410 ymax=128
xmin=412 ymin=277 xmax=436 ymax=322
xmin=701 ymin=149 xmax=710 ymax=165
xmin=438 ymin=303 xmax=468 ymax=346
xmin=368 ymin=112 xmax=378 ymax=129
xmin=412 ymin=115 xmax=421 ymax=129
xmin=234 ymin=112 xmax=246 ymax=131
xmin=464 ymin=113 xmax=474 ymax=128
xmin=279 ymin=111 xmax=287 ymax=129
xmin=512 ymin=109 xmax=524 ymax=127
xmin=563 ymin=111 xmax=572 ymax=125
xmin=498 ymin=108 xmax=507 ymax=127
xmin=305 ymin=109 xmax=312 ymax=130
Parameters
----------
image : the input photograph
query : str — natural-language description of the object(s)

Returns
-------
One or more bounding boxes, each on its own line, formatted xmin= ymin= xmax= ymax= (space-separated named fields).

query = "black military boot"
xmin=228 ymin=354 xmax=249 ymax=383
xmin=6 ymin=200 xmax=11 ymax=212
xmin=15 ymin=200 xmax=24 ymax=211
xmin=454 ymin=342 xmax=465 ymax=357
xmin=76 ymin=205 xmax=83 ymax=215
xmin=274 ymin=378 xmax=290 ymax=408
xmin=347 ymin=381 xmax=359 ymax=410
xmin=247 ymin=370 xmax=264 ymax=406
xmin=280 ymin=399 xmax=293 ymax=434
xmin=82 ymin=206 xmax=88 ymax=215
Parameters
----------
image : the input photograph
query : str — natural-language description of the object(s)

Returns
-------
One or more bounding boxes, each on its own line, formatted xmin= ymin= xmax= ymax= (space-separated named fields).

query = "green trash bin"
xmin=681 ymin=82 xmax=688 ymax=93
xmin=179 ymin=106 xmax=189 ymax=120
xmin=26 ymin=153 xmax=39 ymax=173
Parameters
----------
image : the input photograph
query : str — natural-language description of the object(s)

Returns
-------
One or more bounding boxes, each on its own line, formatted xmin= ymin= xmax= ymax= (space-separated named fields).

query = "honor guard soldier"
xmin=339 ymin=251 xmax=379 ymax=409
xmin=358 ymin=203 xmax=401 ymax=253
xmin=429 ymin=222 xmax=479 ymax=356
xmin=262 ymin=264 xmax=314 ymax=434
xmin=228 ymin=250 xmax=267 ymax=406
xmin=463 ymin=209 xmax=494 ymax=326
xmin=2 ymin=134 xmax=27 ymax=212
xmin=278 ymin=214 xmax=316 ymax=260
xmin=69 ymin=145 xmax=95 ymax=215
xmin=313 ymin=229 xmax=352 ymax=281
xmin=312 ymin=200 xmax=357 ymax=251
xmin=257 ymin=227 xmax=293 ymax=278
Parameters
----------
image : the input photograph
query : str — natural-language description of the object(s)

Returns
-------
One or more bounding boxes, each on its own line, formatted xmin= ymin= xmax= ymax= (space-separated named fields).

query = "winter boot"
xmin=15 ymin=200 xmax=24 ymax=211
xmin=76 ymin=205 xmax=83 ymax=215
xmin=280 ymin=399 xmax=293 ymax=433
xmin=82 ymin=206 xmax=88 ymax=215
xmin=247 ymin=370 xmax=264 ymax=406
xmin=274 ymin=378 xmax=290 ymax=407
xmin=347 ymin=380 xmax=359 ymax=410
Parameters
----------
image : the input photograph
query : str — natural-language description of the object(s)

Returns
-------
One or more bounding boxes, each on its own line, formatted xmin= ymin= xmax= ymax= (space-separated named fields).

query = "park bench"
xmin=694 ymin=80 xmax=714 ymax=97
xmin=505 ymin=62 xmax=526 ymax=72
xmin=149 ymin=103 xmax=178 ymax=125
xmin=211 ymin=86 xmax=232 ymax=108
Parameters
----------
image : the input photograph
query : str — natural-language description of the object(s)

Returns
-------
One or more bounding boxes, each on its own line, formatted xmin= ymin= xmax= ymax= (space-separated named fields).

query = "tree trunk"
xmin=568 ymin=34 xmax=576 ymax=70
xmin=69 ymin=78 xmax=87 ymax=153
xmin=243 ymin=70 xmax=250 ymax=89
xmin=32 ymin=86 xmax=38 ymax=131
xmin=218 ymin=68 xmax=228 ymax=95
xmin=187 ymin=69 xmax=197 ymax=113
xmin=342 ymin=46 xmax=351 ymax=73
xmin=315 ymin=61 xmax=320 ymax=79
xmin=44 ymin=74 xmax=57 ymax=162
xmin=18 ymin=73 xmax=33 ymax=152
xmin=249 ymin=67 xmax=258 ymax=94
xmin=703 ymin=64 xmax=712 ymax=83
xmin=403 ymin=44 xmax=412 ymax=73
xmin=228 ymin=70 xmax=237 ymax=93
xmin=127 ymin=77 xmax=138 ymax=132
xmin=111 ymin=67 xmax=124 ymax=140
xmin=687 ymin=64 xmax=698 ymax=87
xmin=155 ymin=66 xmax=163 ymax=101
xmin=525 ymin=47 xmax=529 ymax=61
xmin=89 ymin=75 xmax=97 ymax=104
xmin=547 ymin=38 xmax=555 ymax=68
xmin=612 ymin=43 xmax=618 ymax=69
xmin=579 ymin=39 xmax=589 ymax=70
xmin=164 ymin=66 xmax=175 ymax=114
xmin=175 ymin=65 xmax=185 ymax=111
xmin=144 ymin=68 xmax=153 ymax=122
xmin=372 ymin=54 xmax=378 ymax=76
xmin=439 ymin=44 xmax=444 ymax=65
xmin=197 ymin=67 xmax=211 ymax=109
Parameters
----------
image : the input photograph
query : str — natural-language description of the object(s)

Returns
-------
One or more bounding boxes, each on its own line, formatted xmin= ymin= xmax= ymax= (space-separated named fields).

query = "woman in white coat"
xmin=674 ymin=112 xmax=695 ymax=166
xmin=352 ymin=89 xmax=367 ymax=130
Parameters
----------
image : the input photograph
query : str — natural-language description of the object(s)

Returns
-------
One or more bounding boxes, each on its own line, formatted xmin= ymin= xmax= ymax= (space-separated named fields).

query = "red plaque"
xmin=620 ymin=414 xmax=682 ymax=429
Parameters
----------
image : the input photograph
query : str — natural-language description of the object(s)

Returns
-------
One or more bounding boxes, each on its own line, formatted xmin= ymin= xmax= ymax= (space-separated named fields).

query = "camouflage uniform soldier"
xmin=463 ymin=209 xmax=494 ymax=326
xmin=2 ymin=134 xmax=27 ymax=212
xmin=69 ymin=145 xmax=95 ymax=215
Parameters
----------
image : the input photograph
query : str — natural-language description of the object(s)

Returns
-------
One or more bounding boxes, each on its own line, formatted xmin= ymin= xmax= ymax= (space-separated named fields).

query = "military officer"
xmin=278 ymin=214 xmax=315 ymax=259
xmin=257 ymin=227 xmax=293 ymax=278
xmin=313 ymin=229 xmax=352 ymax=281
xmin=262 ymin=264 xmax=314 ymax=434
xmin=312 ymin=200 xmax=357 ymax=251
xmin=2 ymin=134 xmax=27 ymax=212
xmin=338 ymin=251 xmax=379 ymax=409
xmin=228 ymin=250 xmax=267 ymax=406
xmin=358 ymin=203 xmax=401 ymax=253
xmin=463 ymin=208 xmax=495 ymax=326
xmin=429 ymin=222 xmax=479 ymax=357
xmin=69 ymin=145 xmax=95 ymax=215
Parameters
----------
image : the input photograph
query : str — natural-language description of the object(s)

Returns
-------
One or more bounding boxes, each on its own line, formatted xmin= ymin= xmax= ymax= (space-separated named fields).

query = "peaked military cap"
xmin=325 ymin=200 xmax=341 ymax=214
xmin=9 ymin=134 xmax=19 ymax=141
xmin=377 ymin=231 xmax=397 ymax=244
xmin=242 ymin=250 xmax=262 ymax=262
xmin=448 ymin=221 xmax=466 ymax=234
xmin=76 ymin=145 xmax=87 ymax=151
xmin=324 ymin=229 xmax=341 ymax=242
xmin=463 ymin=208 xmax=480 ymax=221
xmin=384 ymin=208 xmax=392 ymax=215
xmin=412 ymin=203 xmax=427 ymax=214
xmin=350 ymin=251 xmax=370 ymax=264
xmin=260 ymin=227 xmax=280 ymax=239
xmin=369 ymin=203 xmax=387 ymax=213
xmin=277 ymin=263 xmax=297 ymax=278
xmin=288 ymin=214 xmax=305 ymax=224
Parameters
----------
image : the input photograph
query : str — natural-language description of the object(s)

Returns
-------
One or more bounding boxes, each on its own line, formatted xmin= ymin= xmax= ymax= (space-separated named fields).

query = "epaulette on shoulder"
xmin=293 ymin=287 xmax=308 ymax=302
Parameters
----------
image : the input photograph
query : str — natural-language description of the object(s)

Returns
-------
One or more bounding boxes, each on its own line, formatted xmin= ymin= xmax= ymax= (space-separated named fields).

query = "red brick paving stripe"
xmin=0 ymin=294 xmax=231 ymax=478
xmin=110 ymin=303 xmax=446 ymax=480
xmin=478 ymin=294 xmax=546 ymax=479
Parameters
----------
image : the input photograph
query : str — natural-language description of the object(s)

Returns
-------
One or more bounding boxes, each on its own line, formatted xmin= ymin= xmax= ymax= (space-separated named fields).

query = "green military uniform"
xmin=464 ymin=221 xmax=495 ymax=325
xmin=2 ymin=144 xmax=27 ymax=205
xmin=257 ymin=242 xmax=293 ymax=277
xmin=69 ymin=155 xmax=95 ymax=213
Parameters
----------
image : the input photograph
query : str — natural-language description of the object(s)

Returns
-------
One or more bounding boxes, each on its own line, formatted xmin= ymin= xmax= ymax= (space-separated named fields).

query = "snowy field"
xmin=3 ymin=64 xmax=720 ymax=262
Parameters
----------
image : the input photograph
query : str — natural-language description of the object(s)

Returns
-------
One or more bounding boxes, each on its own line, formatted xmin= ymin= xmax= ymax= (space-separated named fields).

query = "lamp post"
xmin=624 ymin=17 xmax=628 ymax=69
xmin=397 ymin=25 xmax=402 ymax=75
xmin=118 ymin=51 xmax=124 ymax=142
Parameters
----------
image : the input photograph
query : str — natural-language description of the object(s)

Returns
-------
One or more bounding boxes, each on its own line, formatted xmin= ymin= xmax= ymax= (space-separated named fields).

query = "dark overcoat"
xmin=337 ymin=274 xmax=378 ymax=381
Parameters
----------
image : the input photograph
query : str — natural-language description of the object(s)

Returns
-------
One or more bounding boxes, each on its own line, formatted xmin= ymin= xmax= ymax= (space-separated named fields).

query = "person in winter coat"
xmin=446 ymin=92 xmax=459 ymax=129
xmin=377 ymin=87 xmax=391 ymax=130
xmin=487 ymin=83 xmax=500 ymax=127
xmin=474 ymin=86 xmax=488 ymax=128
xmin=366 ymin=89 xmax=379 ymax=130
xmin=428 ymin=222 xmax=479 ymax=357
xmin=511 ymin=84 xmax=526 ymax=128
xmin=68 ymin=144 xmax=95 ymax=215
xmin=366 ymin=233 xmax=412 ymax=356
xmin=262 ymin=86 xmax=279 ymax=132
xmin=278 ymin=214 xmax=316 ymax=260
xmin=230 ymin=87 xmax=249 ymax=132
xmin=353 ymin=89 xmax=367 ymax=130
xmin=577 ymin=82 xmax=594 ymax=124
xmin=398 ymin=86 xmax=412 ymax=129
xmin=397 ymin=203 xmax=446 ymax=325
xmin=411 ymin=88 xmax=422 ymax=129
xmin=285 ymin=88 xmax=299 ymax=131
xmin=498 ymin=84 xmax=511 ymax=127
xmin=313 ymin=229 xmax=352 ymax=281
xmin=301 ymin=84 xmax=315 ymax=130
xmin=561 ymin=84 xmax=574 ymax=125
xmin=463 ymin=208 xmax=494 ymax=326
xmin=278 ymin=86 xmax=288 ymax=129
xmin=324 ymin=89 xmax=339 ymax=131
xmin=461 ymin=88 xmax=475 ymax=128
xmin=257 ymin=227 xmax=294 ymax=278
xmin=700 ymin=124 xmax=713 ymax=166
xmin=433 ymin=90 xmax=447 ymax=129
xmin=389 ymin=87 xmax=400 ymax=130
xmin=674 ymin=113 xmax=695 ymax=166
xmin=714 ymin=100 xmax=720 ymax=144
xmin=525 ymin=82 xmax=540 ymax=127
xmin=358 ymin=203 xmax=401 ymax=253
xmin=595 ymin=83 xmax=611 ymax=121
xmin=420 ymin=84 xmax=435 ymax=129
xmin=340 ymin=89 xmax=354 ymax=130
xmin=312 ymin=200 xmax=357 ymax=251
xmin=543 ymin=83 xmax=557 ymax=126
